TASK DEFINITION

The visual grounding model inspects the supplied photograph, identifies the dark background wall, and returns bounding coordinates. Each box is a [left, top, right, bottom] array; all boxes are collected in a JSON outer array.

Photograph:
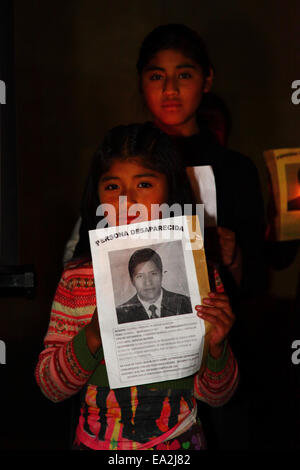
[[0, 0, 299, 450]]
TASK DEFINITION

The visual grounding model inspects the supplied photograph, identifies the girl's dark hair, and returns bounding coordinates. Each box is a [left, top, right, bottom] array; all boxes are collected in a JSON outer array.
[[74, 122, 195, 260], [136, 23, 213, 79]]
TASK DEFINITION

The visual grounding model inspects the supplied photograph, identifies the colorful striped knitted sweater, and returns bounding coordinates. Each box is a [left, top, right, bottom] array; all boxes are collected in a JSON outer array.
[[35, 261, 239, 449]]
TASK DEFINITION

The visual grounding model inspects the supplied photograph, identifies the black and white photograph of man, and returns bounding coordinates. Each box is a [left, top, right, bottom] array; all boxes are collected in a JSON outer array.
[[109, 242, 192, 324]]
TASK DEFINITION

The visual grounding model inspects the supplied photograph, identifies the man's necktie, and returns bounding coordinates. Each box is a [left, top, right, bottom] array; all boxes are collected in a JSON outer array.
[[149, 304, 158, 319]]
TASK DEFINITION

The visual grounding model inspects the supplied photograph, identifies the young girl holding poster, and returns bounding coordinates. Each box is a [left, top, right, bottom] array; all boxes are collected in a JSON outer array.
[[35, 123, 238, 450]]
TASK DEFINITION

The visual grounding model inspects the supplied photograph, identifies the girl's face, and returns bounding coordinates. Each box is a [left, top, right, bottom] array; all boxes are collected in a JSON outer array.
[[98, 158, 168, 226], [141, 49, 212, 137]]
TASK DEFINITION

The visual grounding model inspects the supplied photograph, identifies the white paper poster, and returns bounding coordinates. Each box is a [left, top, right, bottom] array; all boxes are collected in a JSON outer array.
[[89, 216, 207, 389], [264, 148, 300, 240]]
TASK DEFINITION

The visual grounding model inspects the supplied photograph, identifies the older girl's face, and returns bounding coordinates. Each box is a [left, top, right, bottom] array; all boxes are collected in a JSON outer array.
[[98, 158, 168, 226], [141, 49, 212, 137]]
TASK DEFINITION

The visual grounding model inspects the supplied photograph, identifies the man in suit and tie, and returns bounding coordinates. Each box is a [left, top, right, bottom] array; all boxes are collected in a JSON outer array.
[[116, 247, 192, 324]]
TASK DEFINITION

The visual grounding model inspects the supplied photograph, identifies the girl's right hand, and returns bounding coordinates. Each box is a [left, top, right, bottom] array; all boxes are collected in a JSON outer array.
[[85, 308, 102, 355], [195, 292, 235, 359]]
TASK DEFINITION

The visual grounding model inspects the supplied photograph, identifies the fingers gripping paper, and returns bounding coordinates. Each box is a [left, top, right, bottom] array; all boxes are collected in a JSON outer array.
[[89, 216, 211, 389]]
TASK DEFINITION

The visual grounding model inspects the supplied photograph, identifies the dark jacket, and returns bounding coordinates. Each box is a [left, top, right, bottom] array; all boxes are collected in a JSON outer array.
[[173, 128, 267, 299], [116, 288, 192, 324]]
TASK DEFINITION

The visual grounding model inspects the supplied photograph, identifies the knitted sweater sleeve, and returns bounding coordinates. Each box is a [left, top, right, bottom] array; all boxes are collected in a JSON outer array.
[[35, 264, 103, 403], [194, 342, 239, 407]]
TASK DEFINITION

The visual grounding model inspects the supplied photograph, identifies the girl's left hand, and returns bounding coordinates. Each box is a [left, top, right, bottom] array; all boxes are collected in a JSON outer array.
[[195, 292, 235, 359]]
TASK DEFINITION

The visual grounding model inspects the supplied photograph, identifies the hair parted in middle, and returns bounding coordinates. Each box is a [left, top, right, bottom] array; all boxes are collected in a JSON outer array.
[[74, 122, 195, 260], [136, 23, 214, 79]]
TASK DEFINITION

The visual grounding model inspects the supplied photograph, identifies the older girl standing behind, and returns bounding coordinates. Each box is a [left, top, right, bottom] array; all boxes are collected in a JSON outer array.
[[64, 25, 266, 303], [136, 24, 266, 301]]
